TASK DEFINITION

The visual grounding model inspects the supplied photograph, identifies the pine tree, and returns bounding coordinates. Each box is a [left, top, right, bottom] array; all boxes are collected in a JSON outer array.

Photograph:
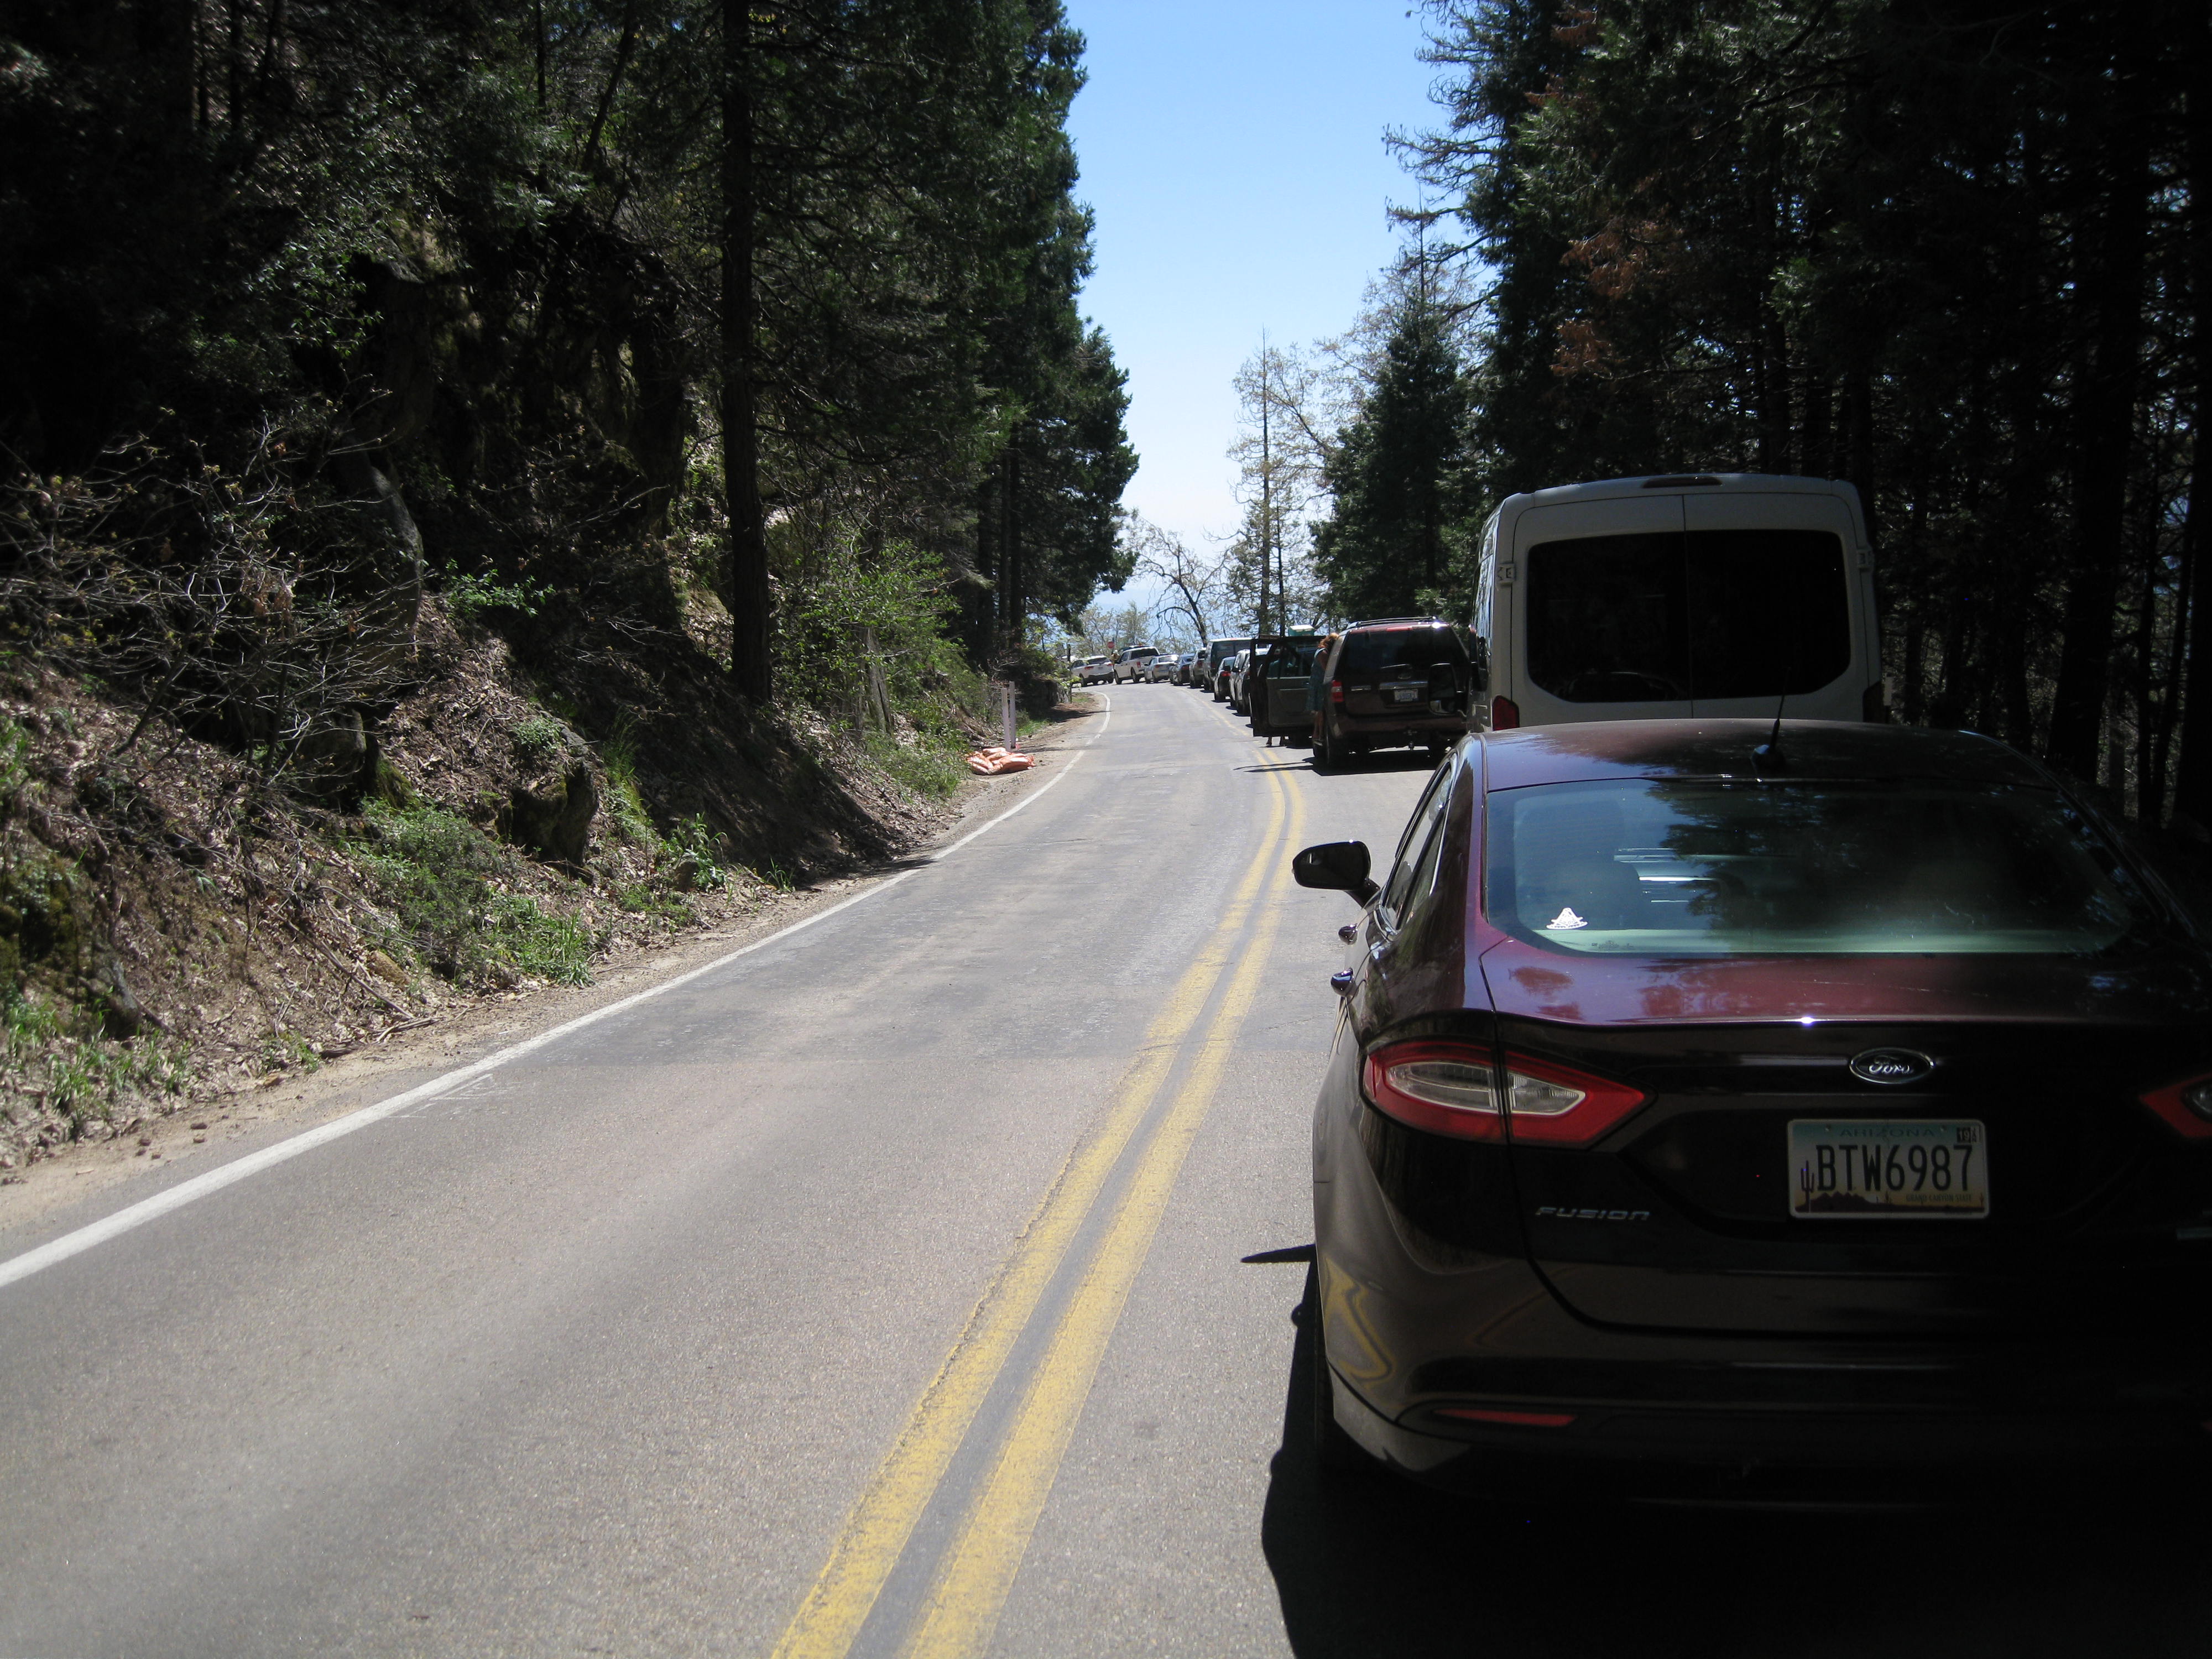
[[1311, 292, 1467, 621]]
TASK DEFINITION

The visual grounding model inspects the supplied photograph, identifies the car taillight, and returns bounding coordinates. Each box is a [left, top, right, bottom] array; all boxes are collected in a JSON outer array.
[[1491, 695, 1520, 730], [1499, 1051, 1650, 1145], [1364, 1040, 1504, 1140], [1331, 679, 1344, 705], [2140, 1073, 2212, 1141], [1362, 1041, 1648, 1146]]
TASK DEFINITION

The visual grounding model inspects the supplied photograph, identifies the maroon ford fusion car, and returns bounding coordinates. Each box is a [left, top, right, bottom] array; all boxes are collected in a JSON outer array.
[[1295, 719, 2212, 1505]]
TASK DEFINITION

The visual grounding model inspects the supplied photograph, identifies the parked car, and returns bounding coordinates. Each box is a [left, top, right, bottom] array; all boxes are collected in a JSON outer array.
[[1295, 718, 2212, 1505], [1114, 645, 1160, 684], [1172, 651, 1199, 686], [1312, 618, 1477, 768], [1205, 637, 1253, 701], [1473, 472, 1885, 732], [1222, 650, 1251, 707], [1075, 654, 1111, 686], [1225, 650, 1255, 713], [1146, 652, 1178, 683]]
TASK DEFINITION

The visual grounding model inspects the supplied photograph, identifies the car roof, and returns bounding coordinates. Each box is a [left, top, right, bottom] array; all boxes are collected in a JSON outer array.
[[1479, 720, 2051, 792], [1506, 472, 1851, 507]]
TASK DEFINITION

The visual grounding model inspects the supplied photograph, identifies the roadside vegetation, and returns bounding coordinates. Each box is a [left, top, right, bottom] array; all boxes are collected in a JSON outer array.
[[1144, 2, 2201, 843], [0, 3, 1121, 1170]]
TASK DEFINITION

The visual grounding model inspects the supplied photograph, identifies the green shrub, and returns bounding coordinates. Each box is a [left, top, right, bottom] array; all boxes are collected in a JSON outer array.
[[489, 895, 594, 985], [774, 529, 987, 736], [441, 564, 554, 625], [4, 988, 62, 1057], [352, 801, 594, 987], [666, 813, 730, 889], [508, 714, 571, 770], [597, 724, 655, 845], [868, 734, 966, 799], [259, 1030, 322, 1074], [6, 988, 190, 1134]]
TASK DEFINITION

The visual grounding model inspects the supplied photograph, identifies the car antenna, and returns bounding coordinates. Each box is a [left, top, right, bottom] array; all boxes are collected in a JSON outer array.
[[1753, 691, 1788, 773]]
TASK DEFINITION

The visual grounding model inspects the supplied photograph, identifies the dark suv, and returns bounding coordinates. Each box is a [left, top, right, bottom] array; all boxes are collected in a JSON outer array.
[[1313, 618, 1477, 768]]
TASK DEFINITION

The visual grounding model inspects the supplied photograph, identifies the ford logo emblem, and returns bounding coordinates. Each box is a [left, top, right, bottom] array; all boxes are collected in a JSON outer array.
[[1850, 1048, 1933, 1086]]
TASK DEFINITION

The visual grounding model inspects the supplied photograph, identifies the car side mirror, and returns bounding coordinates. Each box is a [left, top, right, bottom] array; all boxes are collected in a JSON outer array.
[[1293, 841, 1379, 906]]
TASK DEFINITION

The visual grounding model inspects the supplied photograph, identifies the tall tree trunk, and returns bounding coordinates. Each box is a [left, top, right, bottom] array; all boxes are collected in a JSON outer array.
[[2046, 60, 2153, 775], [972, 467, 999, 663], [722, 0, 771, 702], [1265, 374, 1283, 641], [583, 0, 643, 171], [137, 0, 194, 140], [2168, 4, 2212, 832], [1004, 444, 1024, 659]]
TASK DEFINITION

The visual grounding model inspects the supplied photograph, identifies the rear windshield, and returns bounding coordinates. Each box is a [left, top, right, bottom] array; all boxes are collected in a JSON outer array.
[[1336, 627, 1470, 679], [1524, 529, 1850, 703], [1484, 779, 2163, 956]]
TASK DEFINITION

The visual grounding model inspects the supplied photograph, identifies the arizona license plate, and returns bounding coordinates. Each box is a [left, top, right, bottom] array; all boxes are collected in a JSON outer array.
[[1788, 1119, 1987, 1218]]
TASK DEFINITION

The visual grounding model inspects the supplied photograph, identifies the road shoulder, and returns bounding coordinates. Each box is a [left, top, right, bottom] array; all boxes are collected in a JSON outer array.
[[0, 702, 1105, 1246]]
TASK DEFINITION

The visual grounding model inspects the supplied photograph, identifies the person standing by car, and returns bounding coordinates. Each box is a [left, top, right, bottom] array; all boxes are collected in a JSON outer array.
[[1306, 633, 1340, 749]]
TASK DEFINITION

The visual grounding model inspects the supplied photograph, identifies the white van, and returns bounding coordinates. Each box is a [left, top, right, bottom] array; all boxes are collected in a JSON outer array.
[[1474, 473, 1882, 729]]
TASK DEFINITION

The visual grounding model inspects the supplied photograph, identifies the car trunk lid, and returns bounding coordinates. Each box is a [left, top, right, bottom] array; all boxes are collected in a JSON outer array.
[[1477, 938, 2212, 1337]]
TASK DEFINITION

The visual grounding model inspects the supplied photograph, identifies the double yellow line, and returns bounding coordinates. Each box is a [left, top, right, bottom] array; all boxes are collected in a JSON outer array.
[[771, 768, 1304, 1659]]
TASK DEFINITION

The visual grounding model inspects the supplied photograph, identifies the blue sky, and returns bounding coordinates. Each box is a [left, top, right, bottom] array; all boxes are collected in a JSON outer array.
[[1062, 0, 1444, 567]]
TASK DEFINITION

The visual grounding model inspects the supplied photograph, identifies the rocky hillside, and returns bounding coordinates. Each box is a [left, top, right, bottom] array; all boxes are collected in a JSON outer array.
[[0, 538, 982, 1182]]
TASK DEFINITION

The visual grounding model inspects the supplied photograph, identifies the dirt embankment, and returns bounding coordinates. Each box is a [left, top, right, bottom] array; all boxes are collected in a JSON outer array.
[[0, 618, 1073, 1193]]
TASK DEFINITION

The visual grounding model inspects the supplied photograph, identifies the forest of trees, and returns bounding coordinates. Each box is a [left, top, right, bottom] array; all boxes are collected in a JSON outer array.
[[1282, 1, 2208, 832], [0, 0, 1134, 710]]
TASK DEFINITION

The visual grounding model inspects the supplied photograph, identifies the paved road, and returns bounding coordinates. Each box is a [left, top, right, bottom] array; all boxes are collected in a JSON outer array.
[[5, 686, 2210, 1658]]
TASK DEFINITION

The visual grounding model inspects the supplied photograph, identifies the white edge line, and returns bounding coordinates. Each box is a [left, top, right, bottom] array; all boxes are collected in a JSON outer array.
[[0, 695, 1114, 1294]]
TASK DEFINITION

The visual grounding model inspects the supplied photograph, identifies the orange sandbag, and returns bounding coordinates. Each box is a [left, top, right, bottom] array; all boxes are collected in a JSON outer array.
[[965, 747, 1036, 775]]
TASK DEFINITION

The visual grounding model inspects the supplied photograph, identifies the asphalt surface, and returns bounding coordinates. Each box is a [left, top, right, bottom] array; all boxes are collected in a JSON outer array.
[[5, 685, 2211, 1658]]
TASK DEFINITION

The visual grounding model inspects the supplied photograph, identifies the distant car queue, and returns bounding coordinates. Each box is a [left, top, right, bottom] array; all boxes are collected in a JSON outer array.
[[1067, 470, 1891, 768], [1071, 620, 1482, 770]]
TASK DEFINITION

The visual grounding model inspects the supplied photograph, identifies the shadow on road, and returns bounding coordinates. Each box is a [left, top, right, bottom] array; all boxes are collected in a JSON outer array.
[[1235, 752, 1439, 776], [1260, 1267, 2212, 1658]]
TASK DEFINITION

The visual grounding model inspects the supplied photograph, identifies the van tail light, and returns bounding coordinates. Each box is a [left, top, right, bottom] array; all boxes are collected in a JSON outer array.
[[1331, 679, 1344, 705], [1490, 695, 1520, 731], [2140, 1073, 2212, 1141], [1362, 1040, 1648, 1146]]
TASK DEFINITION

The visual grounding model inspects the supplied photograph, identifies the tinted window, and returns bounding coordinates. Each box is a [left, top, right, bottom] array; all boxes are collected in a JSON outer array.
[[1524, 533, 1689, 703], [1484, 779, 2163, 956], [1687, 530, 1851, 698], [1335, 627, 1469, 679], [1380, 765, 1454, 930], [1525, 529, 1850, 702]]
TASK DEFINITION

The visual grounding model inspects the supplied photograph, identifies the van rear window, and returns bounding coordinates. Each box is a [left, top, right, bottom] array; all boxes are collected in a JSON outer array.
[[1525, 530, 1850, 703]]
